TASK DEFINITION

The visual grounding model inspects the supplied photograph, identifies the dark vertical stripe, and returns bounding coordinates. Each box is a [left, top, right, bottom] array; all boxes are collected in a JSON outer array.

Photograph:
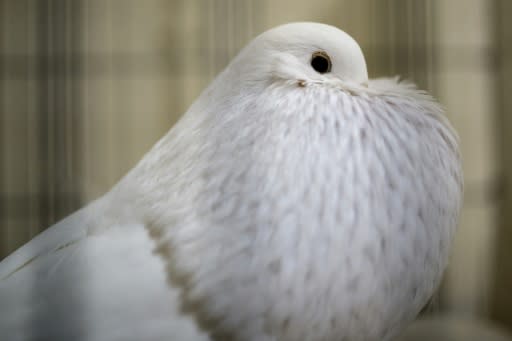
[[36, 0, 82, 231], [71, 0, 83, 210], [491, 0, 512, 328], [0, 0, 6, 257], [36, 0, 51, 228]]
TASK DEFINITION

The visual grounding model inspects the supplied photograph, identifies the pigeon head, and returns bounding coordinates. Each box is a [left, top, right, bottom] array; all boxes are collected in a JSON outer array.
[[228, 22, 368, 88]]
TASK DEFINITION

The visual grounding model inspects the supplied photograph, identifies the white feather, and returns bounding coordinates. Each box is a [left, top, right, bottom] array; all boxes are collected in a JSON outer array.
[[0, 197, 209, 341]]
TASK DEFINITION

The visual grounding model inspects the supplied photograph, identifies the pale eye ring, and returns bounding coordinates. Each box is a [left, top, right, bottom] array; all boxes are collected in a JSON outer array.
[[311, 51, 332, 74]]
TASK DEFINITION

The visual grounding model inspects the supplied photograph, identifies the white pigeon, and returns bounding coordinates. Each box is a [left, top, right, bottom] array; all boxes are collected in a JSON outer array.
[[0, 22, 462, 341]]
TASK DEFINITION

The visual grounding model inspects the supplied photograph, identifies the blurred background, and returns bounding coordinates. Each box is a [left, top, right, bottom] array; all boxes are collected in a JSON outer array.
[[0, 0, 511, 340]]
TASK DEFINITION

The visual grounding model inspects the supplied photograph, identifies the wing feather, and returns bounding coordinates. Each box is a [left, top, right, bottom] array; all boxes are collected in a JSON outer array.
[[0, 197, 209, 341]]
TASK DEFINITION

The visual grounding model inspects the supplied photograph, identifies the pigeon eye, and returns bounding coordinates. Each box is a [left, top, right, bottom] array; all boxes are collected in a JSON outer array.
[[311, 51, 332, 74]]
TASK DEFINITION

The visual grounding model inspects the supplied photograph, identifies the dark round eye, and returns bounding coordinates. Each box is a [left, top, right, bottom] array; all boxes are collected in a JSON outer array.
[[311, 51, 332, 74]]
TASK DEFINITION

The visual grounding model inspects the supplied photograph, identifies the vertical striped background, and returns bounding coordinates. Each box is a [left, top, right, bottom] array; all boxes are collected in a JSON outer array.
[[1, 0, 511, 333]]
